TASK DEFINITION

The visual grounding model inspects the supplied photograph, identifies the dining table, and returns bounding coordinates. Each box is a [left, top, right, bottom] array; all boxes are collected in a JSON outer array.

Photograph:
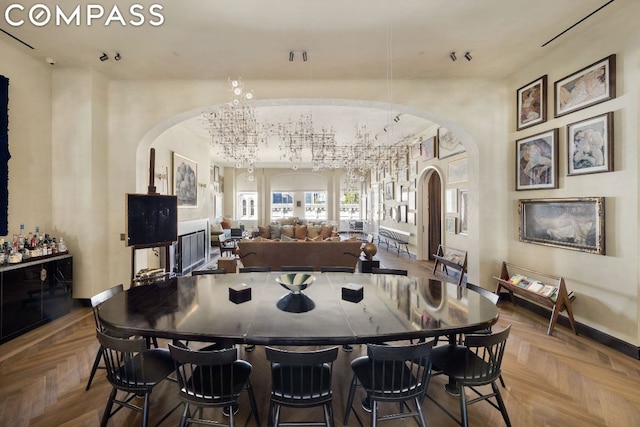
[[98, 271, 499, 346]]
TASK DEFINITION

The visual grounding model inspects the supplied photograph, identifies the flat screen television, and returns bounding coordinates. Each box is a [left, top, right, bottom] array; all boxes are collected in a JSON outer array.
[[126, 193, 178, 248]]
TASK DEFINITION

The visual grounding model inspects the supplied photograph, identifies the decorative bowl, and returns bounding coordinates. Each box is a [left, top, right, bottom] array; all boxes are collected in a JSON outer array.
[[276, 273, 316, 294]]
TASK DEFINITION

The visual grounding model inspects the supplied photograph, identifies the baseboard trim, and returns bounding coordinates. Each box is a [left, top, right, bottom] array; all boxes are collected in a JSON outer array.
[[504, 294, 639, 360]]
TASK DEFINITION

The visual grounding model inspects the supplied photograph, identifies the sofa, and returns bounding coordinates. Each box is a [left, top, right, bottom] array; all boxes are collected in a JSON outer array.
[[236, 240, 363, 271]]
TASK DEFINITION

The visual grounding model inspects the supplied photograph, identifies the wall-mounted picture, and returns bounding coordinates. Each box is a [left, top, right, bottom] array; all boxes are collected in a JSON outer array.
[[445, 217, 457, 234], [213, 165, 220, 182], [445, 188, 458, 213], [516, 129, 558, 191], [408, 190, 416, 210], [554, 54, 616, 118], [459, 189, 468, 235], [519, 197, 605, 255], [173, 152, 197, 207], [385, 181, 394, 200], [401, 185, 409, 202], [517, 75, 547, 130], [448, 157, 468, 184], [399, 205, 407, 223], [438, 128, 465, 159], [421, 136, 437, 161], [407, 211, 416, 225], [567, 112, 614, 176], [410, 142, 421, 159]]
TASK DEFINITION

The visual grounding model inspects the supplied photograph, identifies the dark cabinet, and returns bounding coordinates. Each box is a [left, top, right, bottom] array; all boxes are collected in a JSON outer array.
[[0, 254, 72, 343]]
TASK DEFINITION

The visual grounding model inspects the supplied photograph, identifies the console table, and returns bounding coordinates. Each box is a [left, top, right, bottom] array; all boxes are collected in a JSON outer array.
[[0, 254, 73, 343]]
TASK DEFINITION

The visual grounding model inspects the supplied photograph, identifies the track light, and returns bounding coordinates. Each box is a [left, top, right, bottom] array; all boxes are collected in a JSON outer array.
[[114, 52, 121, 61], [464, 52, 472, 61], [99, 53, 108, 62], [289, 51, 294, 61], [393, 114, 400, 123], [449, 52, 457, 61], [302, 51, 308, 62]]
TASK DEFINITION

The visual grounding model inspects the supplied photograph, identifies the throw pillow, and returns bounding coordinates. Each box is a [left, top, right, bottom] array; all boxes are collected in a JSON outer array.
[[310, 235, 322, 241], [281, 235, 297, 241], [307, 225, 321, 238], [258, 225, 270, 239], [281, 225, 295, 238], [220, 221, 230, 229], [211, 223, 222, 233], [294, 224, 308, 239], [269, 224, 282, 239], [320, 225, 334, 239]]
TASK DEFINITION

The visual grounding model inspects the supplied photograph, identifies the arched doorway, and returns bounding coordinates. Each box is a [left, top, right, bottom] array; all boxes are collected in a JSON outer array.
[[419, 168, 442, 261]]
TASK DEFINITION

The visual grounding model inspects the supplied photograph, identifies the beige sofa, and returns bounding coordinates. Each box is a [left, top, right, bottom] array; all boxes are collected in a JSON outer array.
[[236, 240, 363, 271]]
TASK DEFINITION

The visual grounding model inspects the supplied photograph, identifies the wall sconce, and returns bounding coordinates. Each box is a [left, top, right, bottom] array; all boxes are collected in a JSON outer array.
[[449, 52, 457, 61], [198, 183, 208, 189], [464, 52, 472, 61], [289, 51, 294, 61], [99, 53, 109, 62], [393, 114, 401, 123], [114, 52, 121, 61]]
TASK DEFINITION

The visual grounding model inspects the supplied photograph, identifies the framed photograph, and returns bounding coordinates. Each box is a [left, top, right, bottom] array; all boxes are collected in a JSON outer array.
[[399, 205, 407, 223], [445, 217, 457, 234], [519, 197, 605, 255], [385, 181, 394, 200], [401, 185, 409, 202], [516, 129, 558, 191], [421, 136, 437, 161], [438, 128, 465, 159], [407, 211, 416, 225], [517, 75, 547, 130], [448, 157, 468, 184], [459, 189, 468, 235], [173, 152, 197, 207], [213, 165, 220, 182], [408, 190, 416, 210], [554, 54, 616, 118], [410, 142, 421, 159], [445, 188, 458, 213], [567, 112, 614, 176]]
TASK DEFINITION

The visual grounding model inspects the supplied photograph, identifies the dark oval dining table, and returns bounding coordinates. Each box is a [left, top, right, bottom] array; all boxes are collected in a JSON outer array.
[[98, 272, 499, 346]]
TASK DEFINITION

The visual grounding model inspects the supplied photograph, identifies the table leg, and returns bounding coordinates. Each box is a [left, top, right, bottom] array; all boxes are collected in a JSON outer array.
[[444, 334, 461, 395]]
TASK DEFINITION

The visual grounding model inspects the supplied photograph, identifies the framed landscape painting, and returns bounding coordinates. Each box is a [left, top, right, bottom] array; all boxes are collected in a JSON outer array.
[[173, 152, 197, 207], [517, 75, 547, 130], [516, 129, 558, 191], [554, 54, 616, 117], [437, 128, 465, 159], [519, 197, 605, 255], [567, 112, 614, 176]]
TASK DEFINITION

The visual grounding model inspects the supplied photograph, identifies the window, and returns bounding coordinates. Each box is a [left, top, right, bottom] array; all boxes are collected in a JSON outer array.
[[304, 191, 327, 220], [238, 192, 257, 220], [340, 191, 360, 220], [271, 192, 294, 219]]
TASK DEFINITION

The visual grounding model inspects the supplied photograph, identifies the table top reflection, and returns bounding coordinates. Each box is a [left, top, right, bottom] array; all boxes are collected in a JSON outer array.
[[98, 272, 499, 346]]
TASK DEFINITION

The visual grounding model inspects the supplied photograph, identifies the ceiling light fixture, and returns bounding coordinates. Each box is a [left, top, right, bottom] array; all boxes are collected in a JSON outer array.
[[289, 51, 294, 61], [99, 53, 108, 62], [449, 52, 457, 61], [114, 52, 121, 61], [464, 52, 472, 61], [393, 114, 400, 123], [302, 51, 308, 62]]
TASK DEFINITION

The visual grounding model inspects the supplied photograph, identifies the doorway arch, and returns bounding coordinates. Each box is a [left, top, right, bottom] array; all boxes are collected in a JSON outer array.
[[415, 166, 444, 261]]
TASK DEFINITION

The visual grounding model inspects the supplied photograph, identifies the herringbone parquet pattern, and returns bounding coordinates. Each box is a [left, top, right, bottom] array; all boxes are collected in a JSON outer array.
[[1, 248, 639, 426]]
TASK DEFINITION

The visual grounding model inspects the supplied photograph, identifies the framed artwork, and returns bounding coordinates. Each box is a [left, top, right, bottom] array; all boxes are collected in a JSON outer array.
[[421, 136, 437, 161], [401, 185, 409, 202], [447, 157, 468, 184], [459, 189, 468, 235], [519, 197, 605, 255], [567, 112, 614, 176], [438, 128, 465, 159], [445, 188, 458, 213], [399, 205, 407, 223], [445, 217, 457, 234], [397, 167, 408, 183], [409, 160, 418, 177], [213, 165, 220, 182], [516, 129, 558, 191], [407, 211, 416, 225], [384, 181, 394, 200], [410, 142, 421, 159], [554, 54, 616, 118], [517, 75, 547, 130], [173, 152, 197, 207], [408, 190, 416, 210]]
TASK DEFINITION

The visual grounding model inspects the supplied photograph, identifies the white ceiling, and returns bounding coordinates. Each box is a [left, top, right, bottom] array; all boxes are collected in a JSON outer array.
[[1, 0, 614, 167]]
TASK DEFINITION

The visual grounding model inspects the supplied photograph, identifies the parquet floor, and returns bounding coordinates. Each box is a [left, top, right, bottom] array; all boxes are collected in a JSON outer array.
[[1, 247, 639, 427]]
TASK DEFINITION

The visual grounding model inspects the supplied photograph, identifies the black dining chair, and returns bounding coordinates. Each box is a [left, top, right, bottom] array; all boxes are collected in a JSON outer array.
[[320, 266, 355, 273], [281, 265, 314, 271], [219, 234, 237, 258], [265, 346, 339, 427], [239, 266, 272, 273], [86, 284, 126, 391], [97, 330, 176, 427], [371, 267, 408, 276], [169, 343, 260, 427], [343, 340, 434, 427], [192, 268, 227, 275], [426, 325, 512, 427]]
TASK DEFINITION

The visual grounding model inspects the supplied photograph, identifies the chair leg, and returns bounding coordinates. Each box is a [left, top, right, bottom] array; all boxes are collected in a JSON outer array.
[[372, 401, 378, 427], [499, 374, 507, 388], [414, 397, 427, 427], [141, 393, 150, 427], [246, 380, 261, 426], [100, 387, 117, 427], [343, 376, 357, 427], [492, 382, 512, 427], [86, 346, 103, 390], [459, 385, 469, 427], [179, 404, 190, 427]]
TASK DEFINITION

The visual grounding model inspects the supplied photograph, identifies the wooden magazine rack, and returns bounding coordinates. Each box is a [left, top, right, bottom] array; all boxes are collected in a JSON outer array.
[[432, 244, 467, 286], [494, 261, 577, 336]]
